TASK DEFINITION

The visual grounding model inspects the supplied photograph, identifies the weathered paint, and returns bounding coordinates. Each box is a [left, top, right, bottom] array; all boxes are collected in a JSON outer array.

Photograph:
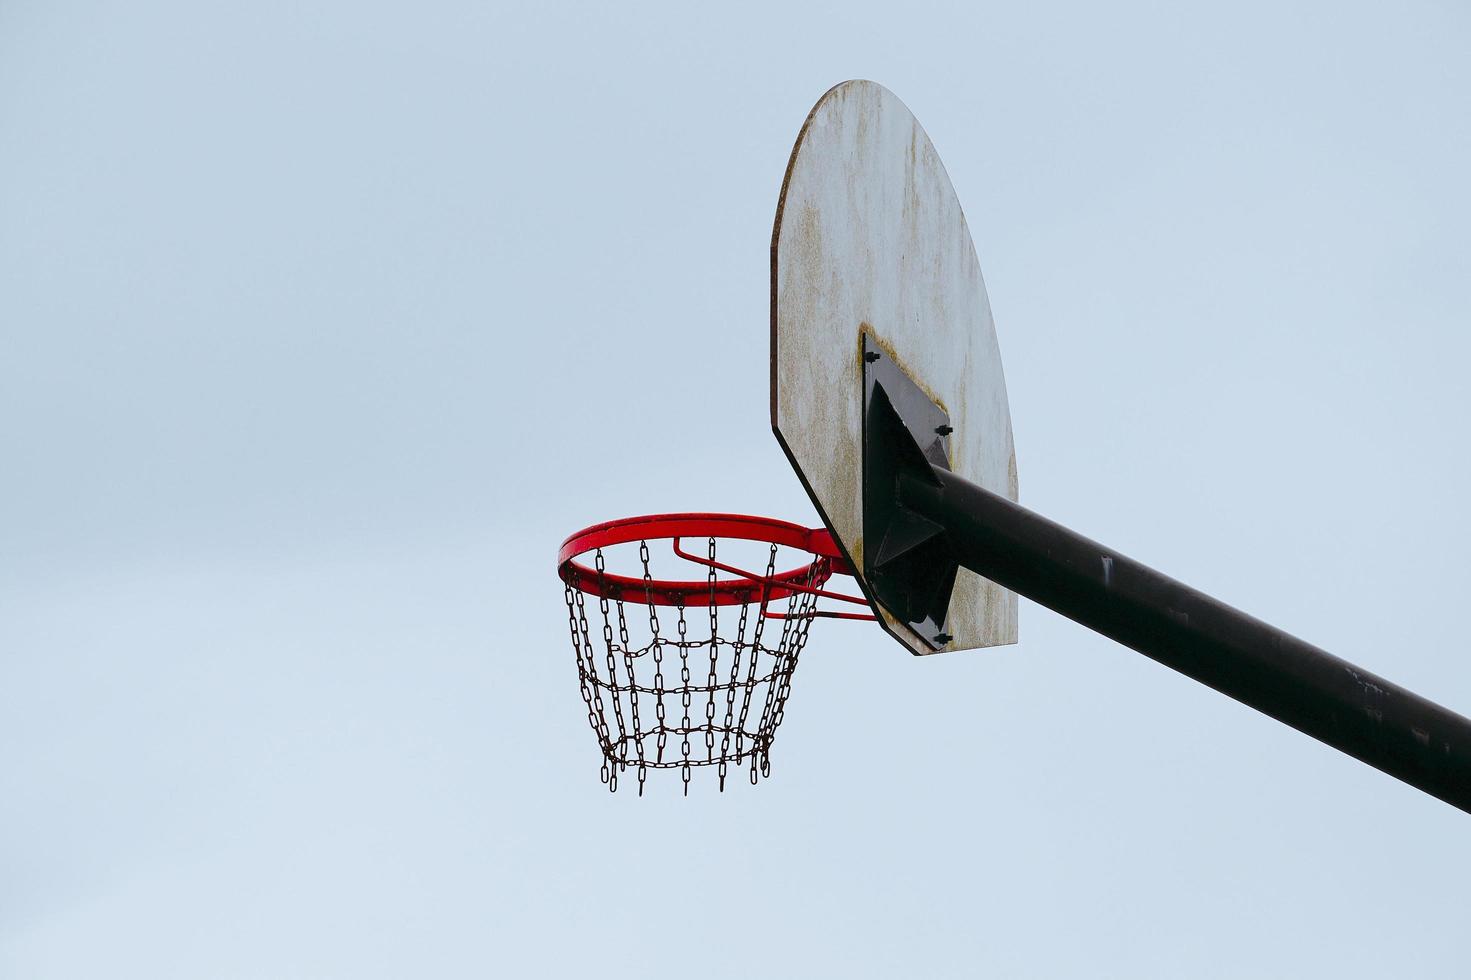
[[771, 80, 1018, 656]]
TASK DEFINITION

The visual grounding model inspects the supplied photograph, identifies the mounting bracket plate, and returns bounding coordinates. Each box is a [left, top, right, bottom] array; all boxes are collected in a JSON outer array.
[[862, 333, 962, 650]]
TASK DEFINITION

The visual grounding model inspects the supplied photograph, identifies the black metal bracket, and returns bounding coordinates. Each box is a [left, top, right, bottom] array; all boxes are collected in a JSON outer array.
[[862, 334, 961, 649]]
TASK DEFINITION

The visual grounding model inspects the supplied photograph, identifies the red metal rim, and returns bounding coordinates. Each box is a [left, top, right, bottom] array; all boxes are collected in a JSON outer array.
[[557, 512, 855, 608]]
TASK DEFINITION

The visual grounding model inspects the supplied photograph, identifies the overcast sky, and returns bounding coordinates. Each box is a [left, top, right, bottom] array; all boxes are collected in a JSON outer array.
[[4, 1, 1470, 977]]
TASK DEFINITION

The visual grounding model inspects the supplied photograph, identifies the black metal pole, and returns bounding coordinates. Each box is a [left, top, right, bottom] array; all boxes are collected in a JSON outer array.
[[899, 466, 1471, 813]]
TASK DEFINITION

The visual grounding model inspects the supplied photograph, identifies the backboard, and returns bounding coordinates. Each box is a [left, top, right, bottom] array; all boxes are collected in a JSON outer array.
[[771, 79, 1018, 656]]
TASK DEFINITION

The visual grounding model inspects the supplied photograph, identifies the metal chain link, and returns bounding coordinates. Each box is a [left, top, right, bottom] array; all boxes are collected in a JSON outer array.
[[594, 549, 628, 791], [642, 541, 668, 772], [676, 601, 692, 796], [735, 543, 779, 783], [704, 537, 720, 767], [566, 579, 605, 761], [614, 587, 645, 794]]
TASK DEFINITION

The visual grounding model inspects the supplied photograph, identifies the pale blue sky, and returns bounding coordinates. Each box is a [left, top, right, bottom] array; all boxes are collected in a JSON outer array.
[[3, 1, 1470, 977]]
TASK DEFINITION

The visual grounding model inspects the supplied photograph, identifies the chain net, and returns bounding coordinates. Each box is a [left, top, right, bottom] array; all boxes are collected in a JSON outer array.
[[562, 536, 825, 794]]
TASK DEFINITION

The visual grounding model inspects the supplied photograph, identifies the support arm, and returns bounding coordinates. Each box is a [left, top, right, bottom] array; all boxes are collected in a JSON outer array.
[[898, 465, 1471, 813]]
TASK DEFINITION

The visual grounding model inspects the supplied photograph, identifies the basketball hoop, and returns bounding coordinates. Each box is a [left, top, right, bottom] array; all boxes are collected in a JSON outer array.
[[545, 79, 1471, 815], [558, 513, 872, 794]]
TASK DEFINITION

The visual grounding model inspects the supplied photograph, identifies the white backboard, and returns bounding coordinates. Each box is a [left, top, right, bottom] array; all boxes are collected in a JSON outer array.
[[771, 80, 1019, 655]]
